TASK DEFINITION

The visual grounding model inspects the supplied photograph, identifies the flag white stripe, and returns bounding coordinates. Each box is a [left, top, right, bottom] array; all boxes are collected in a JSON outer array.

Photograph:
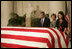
[[1, 30, 52, 44], [1, 27, 60, 47], [66, 15, 69, 20], [1, 38, 48, 48], [68, 41, 71, 48], [1, 26, 48, 30], [1, 27, 68, 48], [52, 28, 67, 48], [46, 28, 59, 48], [1, 26, 55, 30]]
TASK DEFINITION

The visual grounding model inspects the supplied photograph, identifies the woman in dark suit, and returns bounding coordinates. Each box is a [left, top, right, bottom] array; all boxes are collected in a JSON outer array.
[[56, 11, 68, 32]]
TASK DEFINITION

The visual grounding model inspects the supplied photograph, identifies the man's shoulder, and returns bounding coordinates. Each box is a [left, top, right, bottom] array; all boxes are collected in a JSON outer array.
[[45, 17, 50, 20]]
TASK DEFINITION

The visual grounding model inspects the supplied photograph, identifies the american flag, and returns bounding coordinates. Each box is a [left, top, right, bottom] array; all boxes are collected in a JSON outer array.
[[65, 1, 70, 34], [1, 26, 70, 48], [65, 1, 71, 48]]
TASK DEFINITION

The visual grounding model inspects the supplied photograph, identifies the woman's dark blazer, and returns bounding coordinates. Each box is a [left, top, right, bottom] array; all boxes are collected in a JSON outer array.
[[55, 19, 68, 32]]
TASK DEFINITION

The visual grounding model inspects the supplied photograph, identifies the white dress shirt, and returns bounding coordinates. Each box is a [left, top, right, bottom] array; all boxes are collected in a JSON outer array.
[[41, 18, 45, 26]]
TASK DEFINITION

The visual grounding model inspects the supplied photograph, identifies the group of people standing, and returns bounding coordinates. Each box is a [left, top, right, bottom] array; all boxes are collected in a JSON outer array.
[[38, 11, 68, 32], [7, 11, 68, 33]]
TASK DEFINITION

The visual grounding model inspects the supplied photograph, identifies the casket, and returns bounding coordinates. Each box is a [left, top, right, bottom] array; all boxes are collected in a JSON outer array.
[[1, 26, 70, 48]]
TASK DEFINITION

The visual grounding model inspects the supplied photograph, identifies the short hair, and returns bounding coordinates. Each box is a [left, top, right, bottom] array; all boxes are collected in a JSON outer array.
[[40, 11, 45, 15], [46, 14, 49, 17], [51, 13, 56, 18]]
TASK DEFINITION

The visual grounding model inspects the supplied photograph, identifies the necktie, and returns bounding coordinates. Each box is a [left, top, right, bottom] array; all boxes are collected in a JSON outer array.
[[41, 19, 43, 27]]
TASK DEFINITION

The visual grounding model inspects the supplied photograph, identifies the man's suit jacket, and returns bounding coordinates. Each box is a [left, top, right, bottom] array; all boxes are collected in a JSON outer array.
[[38, 17, 50, 27]]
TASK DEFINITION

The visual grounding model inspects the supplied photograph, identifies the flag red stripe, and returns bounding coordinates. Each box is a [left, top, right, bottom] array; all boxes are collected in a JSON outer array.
[[1, 34, 49, 43], [1, 28, 53, 48], [1, 34, 52, 48], [65, 3, 70, 48], [1, 28, 53, 33], [1, 43, 38, 48], [1, 28, 57, 48], [45, 29, 55, 48], [48, 28, 62, 48], [65, 16, 69, 48], [58, 30, 67, 47], [65, 16, 69, 24], [66, 35, 69, 48]]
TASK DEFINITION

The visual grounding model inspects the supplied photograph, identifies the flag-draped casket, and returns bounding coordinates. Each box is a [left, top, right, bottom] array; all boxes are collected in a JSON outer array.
[[1, 26, 69, 48]]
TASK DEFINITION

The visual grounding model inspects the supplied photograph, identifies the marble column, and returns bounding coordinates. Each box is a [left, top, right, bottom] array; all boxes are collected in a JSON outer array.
[[25, 3, 34, 27], [1, 1, 14, 26], [13, 1, 17, 13], [16, 1, 23, 16]]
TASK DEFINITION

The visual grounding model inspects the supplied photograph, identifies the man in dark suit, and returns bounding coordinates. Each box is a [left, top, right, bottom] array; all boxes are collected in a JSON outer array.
[[38, 12, 50, 27]]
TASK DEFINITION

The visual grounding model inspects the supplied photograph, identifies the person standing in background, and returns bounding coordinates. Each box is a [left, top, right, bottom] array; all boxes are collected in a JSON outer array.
[[50, 13, 56, 28], [38, 12, 50, 27], [55, 11, 68, 32]]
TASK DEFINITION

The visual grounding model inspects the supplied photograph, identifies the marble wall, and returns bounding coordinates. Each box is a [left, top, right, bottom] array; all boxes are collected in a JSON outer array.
[[1, 1, 14, 26], [1, 1, 71, 26]]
